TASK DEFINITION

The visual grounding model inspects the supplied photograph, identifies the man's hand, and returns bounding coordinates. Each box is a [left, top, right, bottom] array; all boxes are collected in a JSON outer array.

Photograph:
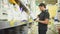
[[35, 18, 39, 22]]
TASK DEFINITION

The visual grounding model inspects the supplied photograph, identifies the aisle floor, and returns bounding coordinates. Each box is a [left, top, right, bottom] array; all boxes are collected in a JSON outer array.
[[30, 23, 58, 34]]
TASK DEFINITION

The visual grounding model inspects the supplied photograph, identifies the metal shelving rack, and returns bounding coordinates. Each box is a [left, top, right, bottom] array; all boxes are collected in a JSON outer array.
[[0, 0, 31, 29], [0, 0, 36, 34]]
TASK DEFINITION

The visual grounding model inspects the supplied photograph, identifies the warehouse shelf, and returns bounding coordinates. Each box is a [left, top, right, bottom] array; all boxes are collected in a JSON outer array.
[[0, 21, 33, 29], [0, 0, 33, 30], [0, 0, 35, 34]]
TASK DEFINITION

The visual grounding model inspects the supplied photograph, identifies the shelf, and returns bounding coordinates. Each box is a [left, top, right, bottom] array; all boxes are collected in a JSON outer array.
[[0, 0, 32, 29], [0, 21, 32, 29]]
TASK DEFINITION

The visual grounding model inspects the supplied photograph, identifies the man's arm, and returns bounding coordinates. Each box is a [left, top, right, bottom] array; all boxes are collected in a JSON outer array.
[[36, 19, 49, 24], [36, 12, 50, 24]]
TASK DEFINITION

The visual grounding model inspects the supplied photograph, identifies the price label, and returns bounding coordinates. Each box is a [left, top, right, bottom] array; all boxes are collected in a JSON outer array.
[[10, 20, 15, 26]]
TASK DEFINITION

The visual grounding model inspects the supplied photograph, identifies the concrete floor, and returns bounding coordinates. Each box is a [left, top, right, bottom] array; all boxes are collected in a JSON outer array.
[[28, 22, 59, 34]]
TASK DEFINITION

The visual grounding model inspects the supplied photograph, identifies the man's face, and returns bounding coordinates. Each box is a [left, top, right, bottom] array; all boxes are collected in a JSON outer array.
[[39, 6, 45, 11]]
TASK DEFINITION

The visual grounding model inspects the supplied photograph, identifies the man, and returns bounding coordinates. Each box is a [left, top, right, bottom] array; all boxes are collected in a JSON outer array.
[[34, 3, 50, 34]]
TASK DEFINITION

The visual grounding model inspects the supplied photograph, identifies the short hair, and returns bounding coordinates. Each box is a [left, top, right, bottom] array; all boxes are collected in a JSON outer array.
[[39, 3, 46, 8]]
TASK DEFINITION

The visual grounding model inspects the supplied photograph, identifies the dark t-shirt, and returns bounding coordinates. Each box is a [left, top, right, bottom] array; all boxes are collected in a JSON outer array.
[[38, 10, 50, 31]]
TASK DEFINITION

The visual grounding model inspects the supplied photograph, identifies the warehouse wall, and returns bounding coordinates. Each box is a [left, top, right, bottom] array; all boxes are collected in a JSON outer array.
[[47, 5, 58, 18], [38, 0, 57, 4]]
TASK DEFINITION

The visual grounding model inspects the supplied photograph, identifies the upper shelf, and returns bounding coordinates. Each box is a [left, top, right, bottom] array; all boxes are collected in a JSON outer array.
[[20, 0, 30, 11], [15, 0, 30, 13]]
